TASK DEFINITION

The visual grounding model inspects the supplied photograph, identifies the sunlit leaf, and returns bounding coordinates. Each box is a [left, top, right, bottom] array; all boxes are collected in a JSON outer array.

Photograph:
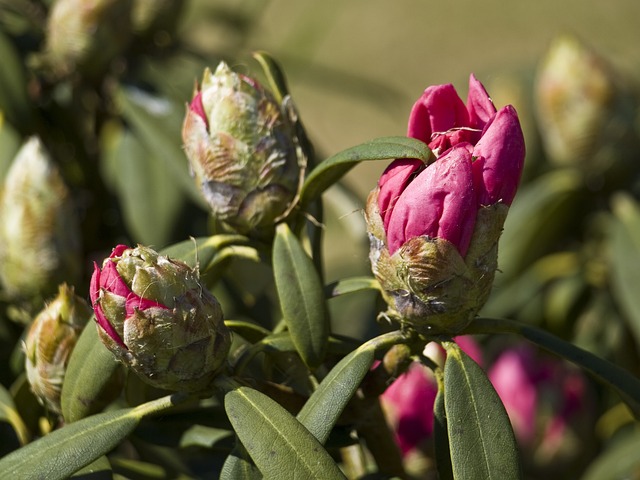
[[443, 342, 521, 480], [225, 386, 345, 479], [273, 223, 329, 368]]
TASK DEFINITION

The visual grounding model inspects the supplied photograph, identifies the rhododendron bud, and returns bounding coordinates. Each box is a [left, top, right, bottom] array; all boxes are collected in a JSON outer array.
[[0, 137, 81, 306], [366, 75, 525, 333], [182, 62, 302, 236], [90, 245, 231, 392], [24, 284, 92, 414], [44, 0, 132, 77]]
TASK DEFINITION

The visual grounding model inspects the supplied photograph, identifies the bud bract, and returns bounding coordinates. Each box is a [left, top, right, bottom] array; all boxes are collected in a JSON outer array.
[[182, 62, 301, 236], [24, 284, 92, 414], [0, 137, 81, 305], [366, 75, 525, 332], [44, 0, 132, 76], [90, 245, 231, 392]]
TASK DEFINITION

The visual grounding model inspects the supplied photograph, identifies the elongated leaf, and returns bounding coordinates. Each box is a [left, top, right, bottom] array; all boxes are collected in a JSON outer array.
[[468, 317, 640, 419], [225, 319, 271, 343], [115, 85, 206, 207], [101, 122, 183, 246], [71, 456, 112, 479], [220, 444, 262, 480], [443, 343, 521, 480], [224, 386, 345, 479], [273, 223, 329, 367], [61, 321, 122, 423], [433, 382, 453, 480], [297, 343, 375, 444], [300, 136, 433, 207], [0, 394, 181, 480], [325, 276, 380, 299], [160, 234, 249, 270], [253, 51, 290, 104], [0, 384, 29, 445], [581, 429, 640, 480], [610, 193, 640, 345]]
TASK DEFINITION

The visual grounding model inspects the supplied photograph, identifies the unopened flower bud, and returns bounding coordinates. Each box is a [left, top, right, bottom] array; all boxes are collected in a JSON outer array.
[[0, 137, 81, 304], [24, 284, 92, 414], [44, 0, 131, 77], [182, 62, 302, 236], [366, 75, 525, 333], [535, 35, 638, 173], [90, 245, 231, 392]]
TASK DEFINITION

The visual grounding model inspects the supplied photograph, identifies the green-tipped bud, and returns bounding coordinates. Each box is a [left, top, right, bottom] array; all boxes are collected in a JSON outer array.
[[24, 284, 92, 414], [535, 35, 638, 173], [90, 245, 232, 392], [44, 0, 132, 77], [0, 137, 81, 304], [182, 62, 302, 236]]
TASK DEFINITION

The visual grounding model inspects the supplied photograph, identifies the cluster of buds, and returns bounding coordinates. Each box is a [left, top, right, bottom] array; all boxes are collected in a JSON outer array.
[[24, 284, 92, 414], [0, 137, 81, 307], [182, 62, 302, 237], [366, 75, 525, 332], [90, 245, 231, 392]]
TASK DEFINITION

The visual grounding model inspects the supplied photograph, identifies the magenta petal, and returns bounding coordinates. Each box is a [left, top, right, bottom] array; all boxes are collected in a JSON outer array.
[[100, 260, 132, 298], [407, 84, 469, 143], [94, 301, 126, 348], [472, 105, 526, 206], [387, 144, 477, 256], [188, 91, 208, 130], [89, 262, 101, 305], [125, 292, 168, 317], [111, 244, 130, 258], [466, 74, 496, 131], [377, 159, 425, 230]]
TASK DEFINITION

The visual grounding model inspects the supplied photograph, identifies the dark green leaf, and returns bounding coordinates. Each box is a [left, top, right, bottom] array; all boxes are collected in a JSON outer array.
[[252, 51, 290, 104], [220, 444, 263, 480], [443, 342, 521, 480], [433, 381, 453, 480], [101, 122, 183, 246], [324, 276, 379, 299], [225, 319, 271, 343], [273, 223, 329, 368], [71, 456, 112, 479], [469, 317, 640, 420], [61, 321, 122, 423], [224, 386, 345, 479], [115, 85, 206, 208], [0, 31, 32, 127], [299, 136, 433, 207], [610, 193, 640, 345], [0, 394, 181, 480], [297, 342, 375, 444]]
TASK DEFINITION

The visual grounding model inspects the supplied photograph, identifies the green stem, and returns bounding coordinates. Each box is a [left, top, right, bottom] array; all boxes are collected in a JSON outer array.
[[468, 317, 640, 420]]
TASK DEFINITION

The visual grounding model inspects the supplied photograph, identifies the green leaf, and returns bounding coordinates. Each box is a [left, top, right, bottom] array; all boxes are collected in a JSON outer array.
[[224, 386, 345, 479], [160, 234, 250, 269], [299, 136, 433, 207], [273, 223, 329, 368], [101, 121, 183, 247], [296, 342, 375, 444], [252, 51, 290, 105], [225, 319, 271, 343], [0, 383, 29, 446], [325, 276, 380, 299], [115, 85, 206, 208], [468, 317, 640, 420], [581, 429, 640, 480], [71, 456, 112, 479], [0, 31, 32, 128], [61, 321, 122, 423], [609, 193, 640, 345], [443, 342, 522, 480], [0, 394, 182, 480], [433, 381, 453, 480], [220, 444, 262, 480]]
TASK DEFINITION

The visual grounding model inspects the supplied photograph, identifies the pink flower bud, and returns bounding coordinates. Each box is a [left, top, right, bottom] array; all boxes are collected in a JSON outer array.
[[90, 244, 231, 392]]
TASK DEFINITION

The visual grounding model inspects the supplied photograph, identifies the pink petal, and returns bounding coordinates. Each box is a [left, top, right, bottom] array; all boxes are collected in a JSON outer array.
[[472, 105, 525, 206], [90, 263, 126, 348], [89, 262, 101, 306], [100, 260, 132, 298], [125, 292, 168, 317], [188, 91, 208, 130], [377, 159, 425, 231], [407, 84, 470, 144], [111, 244, 130, 258], [466, 74, 496, 132], [387, 144, 477, 256]]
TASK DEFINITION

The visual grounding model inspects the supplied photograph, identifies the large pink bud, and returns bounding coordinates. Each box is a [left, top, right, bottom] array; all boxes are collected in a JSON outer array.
[[365, 75, 525, 332]]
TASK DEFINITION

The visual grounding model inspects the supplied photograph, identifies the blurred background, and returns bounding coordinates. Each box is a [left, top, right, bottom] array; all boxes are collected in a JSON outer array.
[[2, 1, 640, 478]]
